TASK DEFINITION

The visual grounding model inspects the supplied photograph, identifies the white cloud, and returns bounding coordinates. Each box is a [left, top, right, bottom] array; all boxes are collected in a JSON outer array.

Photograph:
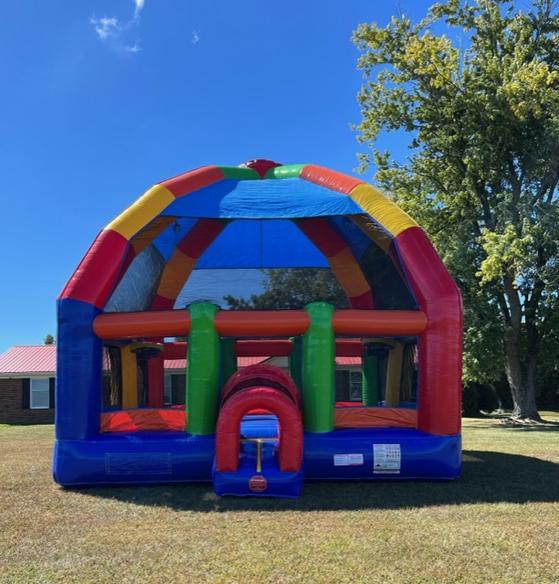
[[91, 16, 121, 40], [133, 0, 145, 20], [124, 42, 141, 54], [192, 30, 200, 44], [91, 0, 145, 54]]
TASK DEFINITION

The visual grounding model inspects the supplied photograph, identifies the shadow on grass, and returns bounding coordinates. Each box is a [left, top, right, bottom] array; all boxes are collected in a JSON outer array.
[[499, 423, 559, 432], [77, 449, 559, 512], [467, 420, 559, 432]]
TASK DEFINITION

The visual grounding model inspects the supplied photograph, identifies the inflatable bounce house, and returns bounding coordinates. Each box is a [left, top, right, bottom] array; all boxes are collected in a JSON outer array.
[[54, 159, 462, 497]]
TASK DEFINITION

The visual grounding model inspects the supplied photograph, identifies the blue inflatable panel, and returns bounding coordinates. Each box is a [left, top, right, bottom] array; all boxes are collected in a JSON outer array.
[[56, 299, 102, 440], [213, 442, 303, 498], [53, 433, 215, 487], [303, 429, 461, 480], [239, 414, 278, 439], [53, 428, 460, 487], [161, 178, 363, 220]]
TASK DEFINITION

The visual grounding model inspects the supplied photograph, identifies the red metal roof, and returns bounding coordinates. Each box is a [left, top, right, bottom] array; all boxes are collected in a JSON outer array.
[[237, 356, 270, 367], [0, 346, 359, 375], [0, 346, 56, 374], [161, 358, 185, 370], [336, 357, 361, 366], [0, 346, 272, 375]]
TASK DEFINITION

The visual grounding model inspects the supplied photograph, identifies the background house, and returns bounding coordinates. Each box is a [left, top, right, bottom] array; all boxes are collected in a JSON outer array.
[[0, 346, 56, 424], [0, 345, 361, 424]]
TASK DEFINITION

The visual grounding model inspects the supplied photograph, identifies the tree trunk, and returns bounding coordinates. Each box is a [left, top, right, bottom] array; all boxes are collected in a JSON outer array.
[[500, 274, 542, 422], [503, 331, 542, 422]]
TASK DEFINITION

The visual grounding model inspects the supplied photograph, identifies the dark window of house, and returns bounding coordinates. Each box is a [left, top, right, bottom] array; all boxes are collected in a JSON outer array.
[[172, 375, 185, 405], [30, 378, 50, 409], [22, 378, 55, 409], [164, 374, 185, 406], [49, 378, 55, 408], [349, 371, 362, 401], [335, 370, 350, 401], [335, 369, 363, 403]]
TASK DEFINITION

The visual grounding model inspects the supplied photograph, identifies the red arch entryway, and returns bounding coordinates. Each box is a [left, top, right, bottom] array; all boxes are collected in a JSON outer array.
[[214, 366, 303, 473]]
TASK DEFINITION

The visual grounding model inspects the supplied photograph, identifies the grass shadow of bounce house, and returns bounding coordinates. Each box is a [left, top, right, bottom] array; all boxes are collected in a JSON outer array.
[[53, 159, 463, 498]]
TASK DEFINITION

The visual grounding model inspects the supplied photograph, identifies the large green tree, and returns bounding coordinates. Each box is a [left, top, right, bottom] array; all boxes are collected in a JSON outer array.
[[224, 269, 348, 310], [353, 0, 559, 420]]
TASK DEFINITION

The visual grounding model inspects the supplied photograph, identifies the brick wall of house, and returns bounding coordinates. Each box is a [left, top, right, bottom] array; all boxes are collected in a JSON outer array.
[[0, 378, 54, 424]]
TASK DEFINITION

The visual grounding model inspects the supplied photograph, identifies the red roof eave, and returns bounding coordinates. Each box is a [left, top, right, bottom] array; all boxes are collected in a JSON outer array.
[[0, 346, 361, 376]]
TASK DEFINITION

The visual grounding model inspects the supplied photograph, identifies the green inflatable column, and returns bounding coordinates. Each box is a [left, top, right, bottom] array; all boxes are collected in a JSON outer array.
[[362, 344, 381, 406], [221, 337, 237, 387], [302, 302, 335, 433], [186, 302, 220, 435], [289, 336, 303, 392]]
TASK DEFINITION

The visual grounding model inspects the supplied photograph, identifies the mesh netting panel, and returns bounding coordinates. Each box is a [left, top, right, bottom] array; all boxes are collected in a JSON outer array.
[[175, 268, 349, 310], [359, 244, 418, 310], [105, 245, 165, 312]]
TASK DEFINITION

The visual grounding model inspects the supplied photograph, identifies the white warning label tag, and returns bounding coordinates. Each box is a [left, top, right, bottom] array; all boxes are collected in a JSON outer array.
[[373, 444, 401, 474], [334, 453, 364, 467]]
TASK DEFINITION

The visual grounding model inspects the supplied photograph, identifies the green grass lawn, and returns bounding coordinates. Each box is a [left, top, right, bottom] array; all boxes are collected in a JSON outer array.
[[1, 415, 558, 584]]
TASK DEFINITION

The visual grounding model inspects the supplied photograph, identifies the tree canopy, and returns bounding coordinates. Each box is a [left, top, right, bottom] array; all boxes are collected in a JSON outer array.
[[353, 0, 559, 420], [224, 269, 348, 310]]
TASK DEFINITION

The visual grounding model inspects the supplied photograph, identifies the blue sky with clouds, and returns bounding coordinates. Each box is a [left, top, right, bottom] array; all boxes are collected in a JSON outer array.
[[0, 0, 435, 353]]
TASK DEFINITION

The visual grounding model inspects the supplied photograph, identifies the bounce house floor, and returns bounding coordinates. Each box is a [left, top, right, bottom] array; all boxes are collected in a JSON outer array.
[[99, 406, 418, 433]]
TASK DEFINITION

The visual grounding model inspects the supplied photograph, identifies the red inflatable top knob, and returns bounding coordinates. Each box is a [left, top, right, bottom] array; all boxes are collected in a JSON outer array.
[[242, 159, 282, 178]]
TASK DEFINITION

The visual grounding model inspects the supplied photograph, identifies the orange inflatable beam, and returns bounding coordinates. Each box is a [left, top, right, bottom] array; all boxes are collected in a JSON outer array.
[[332, 310, 426, 336], [94, 309, 426, 340], [94, 310, 308, 339], [93, 310, 191, 340], [214, 311, 309, 336]]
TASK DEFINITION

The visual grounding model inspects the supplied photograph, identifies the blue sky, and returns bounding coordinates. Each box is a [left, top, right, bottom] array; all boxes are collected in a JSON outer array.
[[0, 0, 434, 353]]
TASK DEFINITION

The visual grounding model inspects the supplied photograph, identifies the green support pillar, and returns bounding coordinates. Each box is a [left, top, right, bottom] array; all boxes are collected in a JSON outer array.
[[302, 302, 335, 433], [362, 343, 382, 406], [289, 336, 303, 392], [186, 302, 220, 435], [221, 337, 237, 387]]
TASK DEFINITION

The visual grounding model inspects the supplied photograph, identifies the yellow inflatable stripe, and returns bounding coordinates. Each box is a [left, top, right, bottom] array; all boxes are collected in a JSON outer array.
[[156, 250, 196, 299], [349, 184, 417, 237], [121, 345, 138, 409], [105, 184, 175, 241], [328, 248, 371, 298]]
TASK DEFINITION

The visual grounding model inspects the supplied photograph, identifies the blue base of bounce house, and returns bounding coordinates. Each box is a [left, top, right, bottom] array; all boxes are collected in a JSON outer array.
[[213, 441, 304, 498], [53, 423, 461, 489]]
